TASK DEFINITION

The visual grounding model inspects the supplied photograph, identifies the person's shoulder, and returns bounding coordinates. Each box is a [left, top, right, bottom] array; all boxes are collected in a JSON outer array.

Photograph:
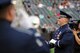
[[10, 27, 34, 39], [62, 25, 72, 34]]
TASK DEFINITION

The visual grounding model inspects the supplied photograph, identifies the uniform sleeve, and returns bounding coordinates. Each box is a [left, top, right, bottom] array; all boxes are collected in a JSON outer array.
[[54, 32, 74, 48], [25, 35, 50, 53]]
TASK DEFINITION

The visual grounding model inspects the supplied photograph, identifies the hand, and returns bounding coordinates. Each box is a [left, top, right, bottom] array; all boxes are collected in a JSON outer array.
[[72, 30, 77, 35], [72, 30, 77, 36], [49, 39, 57, 44]]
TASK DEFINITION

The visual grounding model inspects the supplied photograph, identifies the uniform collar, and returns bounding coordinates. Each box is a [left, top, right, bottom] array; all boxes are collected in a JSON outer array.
[[60, 24, 69, 29], [0, 19, 11, 27]]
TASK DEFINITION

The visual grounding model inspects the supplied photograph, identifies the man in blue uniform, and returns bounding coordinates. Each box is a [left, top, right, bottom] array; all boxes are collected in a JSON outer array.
[[49, 11, 74, 53], [0, 0, 50, 53]]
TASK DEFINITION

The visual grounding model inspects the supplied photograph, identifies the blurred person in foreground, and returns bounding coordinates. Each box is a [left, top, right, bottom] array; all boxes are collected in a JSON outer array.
[[72, 20, 80, 53], [0, 0, 50, 53], [49, 11, 74, 53]]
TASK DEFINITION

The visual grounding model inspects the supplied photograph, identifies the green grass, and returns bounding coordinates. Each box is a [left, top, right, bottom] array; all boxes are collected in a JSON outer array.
[[50, 48, 54, 53]]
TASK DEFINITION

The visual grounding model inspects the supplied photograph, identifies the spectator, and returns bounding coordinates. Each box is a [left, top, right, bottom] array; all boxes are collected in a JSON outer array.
[[58, 2, 67, 9], [72, 20, 80, 53]]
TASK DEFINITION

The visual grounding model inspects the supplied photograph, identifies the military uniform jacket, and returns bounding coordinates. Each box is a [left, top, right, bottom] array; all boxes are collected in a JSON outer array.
[[52, 24, 74, 53], [0, 20, 50, 53]]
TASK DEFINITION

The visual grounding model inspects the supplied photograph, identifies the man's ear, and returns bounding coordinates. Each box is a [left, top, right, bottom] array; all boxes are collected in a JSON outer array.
[[6, 5, 14, 21], [7, 6, 13, 17]]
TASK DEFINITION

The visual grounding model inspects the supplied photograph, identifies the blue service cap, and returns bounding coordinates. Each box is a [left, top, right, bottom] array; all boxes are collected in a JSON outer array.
[[59, 11, 72, 19], [0, 0, 16, 9]]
